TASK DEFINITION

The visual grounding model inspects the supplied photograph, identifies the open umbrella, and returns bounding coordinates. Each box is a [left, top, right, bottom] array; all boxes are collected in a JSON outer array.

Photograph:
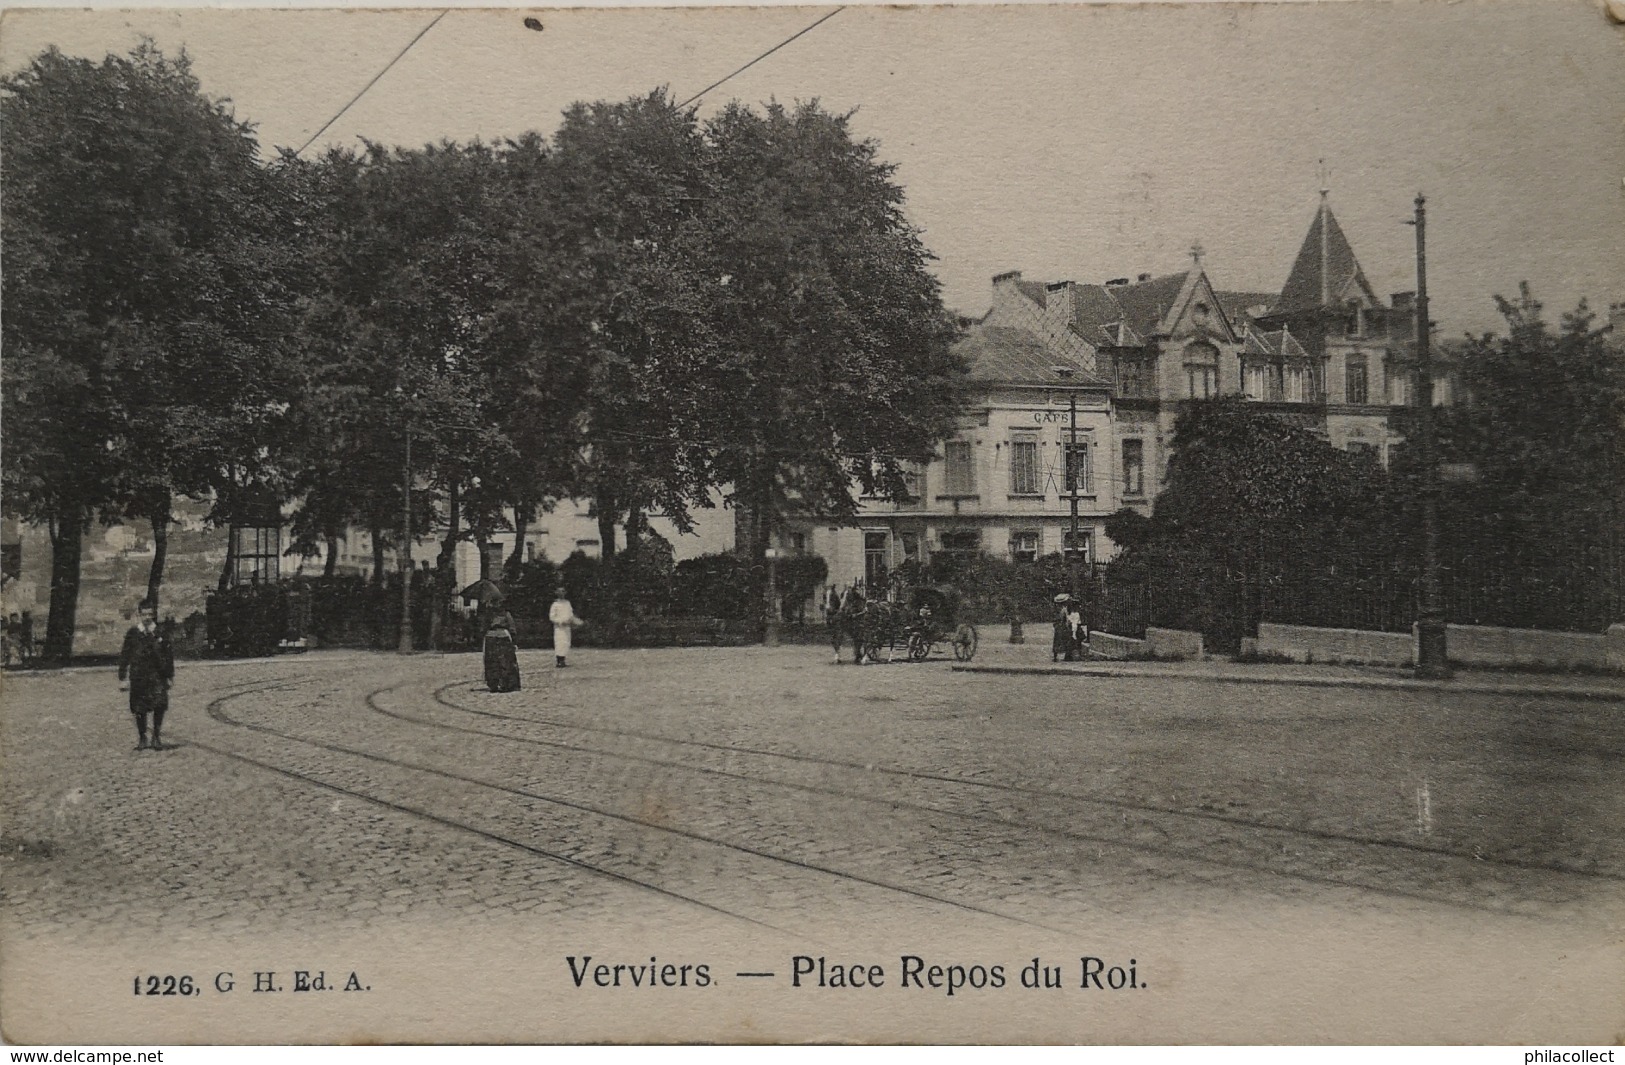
[[460, 578, 505, 604]]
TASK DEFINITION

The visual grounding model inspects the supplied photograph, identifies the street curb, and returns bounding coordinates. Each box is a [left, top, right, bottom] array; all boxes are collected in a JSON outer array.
[[950, 663, 1625, 703]]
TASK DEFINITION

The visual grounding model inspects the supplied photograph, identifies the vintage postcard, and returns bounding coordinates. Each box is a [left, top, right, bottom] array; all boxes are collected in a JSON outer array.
[[2, 0, 1623, 1047]]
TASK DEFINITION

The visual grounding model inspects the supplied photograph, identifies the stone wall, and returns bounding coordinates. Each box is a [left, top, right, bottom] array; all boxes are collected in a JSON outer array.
[[1446, 623, 1610, 670], [1090, 631, 1145, 659], [1144, 626, 1204, 659], [1259, 621, 1625, 671], [1257, 623, 1414, 665]]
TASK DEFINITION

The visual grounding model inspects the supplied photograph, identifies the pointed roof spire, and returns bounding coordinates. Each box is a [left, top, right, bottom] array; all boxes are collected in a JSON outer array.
[[1275, 192, 1379, 315], [1320, 192, 1331, 306], [1190, 240, 1206, 269], [1317, 162, 1332, 304]]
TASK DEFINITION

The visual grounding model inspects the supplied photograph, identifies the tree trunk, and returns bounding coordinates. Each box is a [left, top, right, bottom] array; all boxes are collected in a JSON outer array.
[[1245, 530, 1264, 638], [744, 470, 773, 640], [624, 507, 644, 554], [145, 490, 172, 615], [323, 533, 339, 578], [370, 521, 386, 583], [439, 480, 461, 571], [507, 506, 530, 577], [218, 524, 237, 593], [596, 490, 617, 560], [43, 510, 85, 664], [474, 521, 490, 579]]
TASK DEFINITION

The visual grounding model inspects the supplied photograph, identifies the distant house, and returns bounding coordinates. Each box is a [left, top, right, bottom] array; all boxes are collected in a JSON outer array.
[[781, 193, 1429, 588]]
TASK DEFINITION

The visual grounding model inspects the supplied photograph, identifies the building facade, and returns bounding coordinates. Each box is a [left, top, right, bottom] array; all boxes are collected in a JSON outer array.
[[785, 194, 1424, 589]]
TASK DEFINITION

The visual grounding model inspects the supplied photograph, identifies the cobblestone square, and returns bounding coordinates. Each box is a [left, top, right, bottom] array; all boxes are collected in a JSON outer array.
[[3, 645, 1623, 1043]]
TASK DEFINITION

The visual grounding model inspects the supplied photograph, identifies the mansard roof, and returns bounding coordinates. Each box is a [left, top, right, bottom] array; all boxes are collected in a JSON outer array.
[[1014, 278, 1049, 307], [1214, 290, 1278, 323], [1010, 269, 1244, 348], [1276, 198, 1379, 314], [1071, 284, 1128, 336], [953, 325, 1108, 387], [1097, 272, 1190, 339]]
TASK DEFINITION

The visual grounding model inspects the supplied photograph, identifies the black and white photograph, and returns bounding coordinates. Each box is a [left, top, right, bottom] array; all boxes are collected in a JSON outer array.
[[2, 0, 1623, 1046]]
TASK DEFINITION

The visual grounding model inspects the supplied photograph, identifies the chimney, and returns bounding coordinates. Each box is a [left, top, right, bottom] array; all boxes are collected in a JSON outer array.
[[1045, 280, 1078, 321], [1105, 278, 1130, 288], [1391, 291, 1415, 310], [1137, 272, 1152, 283], [992, 269, 1023, 288]]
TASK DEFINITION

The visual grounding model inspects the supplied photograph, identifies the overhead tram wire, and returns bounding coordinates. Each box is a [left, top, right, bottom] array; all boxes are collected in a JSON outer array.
[[676, 7, 846, 110], [295, 9, 450, 157]]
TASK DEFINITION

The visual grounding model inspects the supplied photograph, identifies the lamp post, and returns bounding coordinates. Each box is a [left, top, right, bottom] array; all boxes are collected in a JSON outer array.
[[1054, 366, 1082, 597], [1408, 194, 1451, 679]]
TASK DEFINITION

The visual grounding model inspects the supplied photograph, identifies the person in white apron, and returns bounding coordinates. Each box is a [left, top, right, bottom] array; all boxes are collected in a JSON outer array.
[[548, 586, 581, 668]]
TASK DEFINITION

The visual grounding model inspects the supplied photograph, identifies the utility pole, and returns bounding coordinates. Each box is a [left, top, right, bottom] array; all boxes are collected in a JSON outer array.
[[1055, 367, 1082, 596], [1411, 194, 1450, 679]]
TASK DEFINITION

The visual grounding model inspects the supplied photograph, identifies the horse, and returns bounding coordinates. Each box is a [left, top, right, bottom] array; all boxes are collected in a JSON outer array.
[[825, 585, 885, 664]]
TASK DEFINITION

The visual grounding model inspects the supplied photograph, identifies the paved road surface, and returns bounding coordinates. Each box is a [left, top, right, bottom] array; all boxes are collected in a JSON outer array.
[[3, 647, 1621, 1043]]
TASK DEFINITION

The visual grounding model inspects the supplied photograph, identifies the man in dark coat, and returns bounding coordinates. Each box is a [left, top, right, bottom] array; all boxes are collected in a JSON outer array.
[[118, 600, 175, 751]]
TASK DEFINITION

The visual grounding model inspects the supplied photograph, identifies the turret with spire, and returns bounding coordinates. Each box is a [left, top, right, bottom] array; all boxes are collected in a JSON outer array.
[[1273, 187, 1380, 317]]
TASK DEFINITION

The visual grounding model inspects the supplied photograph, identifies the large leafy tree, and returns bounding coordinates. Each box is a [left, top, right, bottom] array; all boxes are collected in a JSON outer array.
[[701, 101, 966, 623], [1400, 287, 1625, 629], [289, 138, 576, 594], [1110, 398, 1393, 644], [2, 43, 297, 657], [503, 92, 721, 559]]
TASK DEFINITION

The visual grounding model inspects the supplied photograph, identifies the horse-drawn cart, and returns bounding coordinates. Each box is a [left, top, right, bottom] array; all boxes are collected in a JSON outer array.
[[827, 582, 978, 664], [903, 585, 978, 662]]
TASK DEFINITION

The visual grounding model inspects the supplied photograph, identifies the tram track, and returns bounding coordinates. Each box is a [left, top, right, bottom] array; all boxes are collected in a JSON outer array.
[[393, 668, 1625, 905], [196, 673, 1071, 938], [189, 675, 799, 936]]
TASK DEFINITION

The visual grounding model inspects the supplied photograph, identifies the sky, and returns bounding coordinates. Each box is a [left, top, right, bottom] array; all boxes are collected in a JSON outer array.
[[3, 0, 1621, 337]]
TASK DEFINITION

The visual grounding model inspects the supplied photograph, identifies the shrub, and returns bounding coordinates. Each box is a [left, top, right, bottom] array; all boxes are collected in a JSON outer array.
[[777, 554, 829, 622], [206, 583, 290, 656], [673, 553, 754, 620]]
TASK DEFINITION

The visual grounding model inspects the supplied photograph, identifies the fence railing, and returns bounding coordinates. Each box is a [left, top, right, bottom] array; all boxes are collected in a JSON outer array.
[[1095, 535, 1621, 654]]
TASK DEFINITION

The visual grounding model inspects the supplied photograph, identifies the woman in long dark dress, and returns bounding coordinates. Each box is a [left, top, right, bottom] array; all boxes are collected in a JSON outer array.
[[483, 601, 521, 693]]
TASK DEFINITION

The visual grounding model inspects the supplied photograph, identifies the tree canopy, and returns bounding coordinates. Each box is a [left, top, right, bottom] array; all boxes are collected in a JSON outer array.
[[4, 43, 967, 651], [1409, 287, 1625, 629], [2, 43, 301, 656]]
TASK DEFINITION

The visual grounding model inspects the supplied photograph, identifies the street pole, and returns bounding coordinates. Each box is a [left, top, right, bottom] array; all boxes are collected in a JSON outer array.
[[1411, 194, 1450, 679], [1055, 367, 1082, 595], [398, 430, 414, 654]]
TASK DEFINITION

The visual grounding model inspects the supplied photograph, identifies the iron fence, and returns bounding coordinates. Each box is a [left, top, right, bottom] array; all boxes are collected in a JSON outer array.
[[1097, 532, 1622, 651]]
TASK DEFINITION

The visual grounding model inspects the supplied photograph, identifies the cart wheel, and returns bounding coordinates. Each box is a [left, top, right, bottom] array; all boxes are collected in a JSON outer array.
[[907, 631, 930, 662], [952, 624, 978, 661]]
